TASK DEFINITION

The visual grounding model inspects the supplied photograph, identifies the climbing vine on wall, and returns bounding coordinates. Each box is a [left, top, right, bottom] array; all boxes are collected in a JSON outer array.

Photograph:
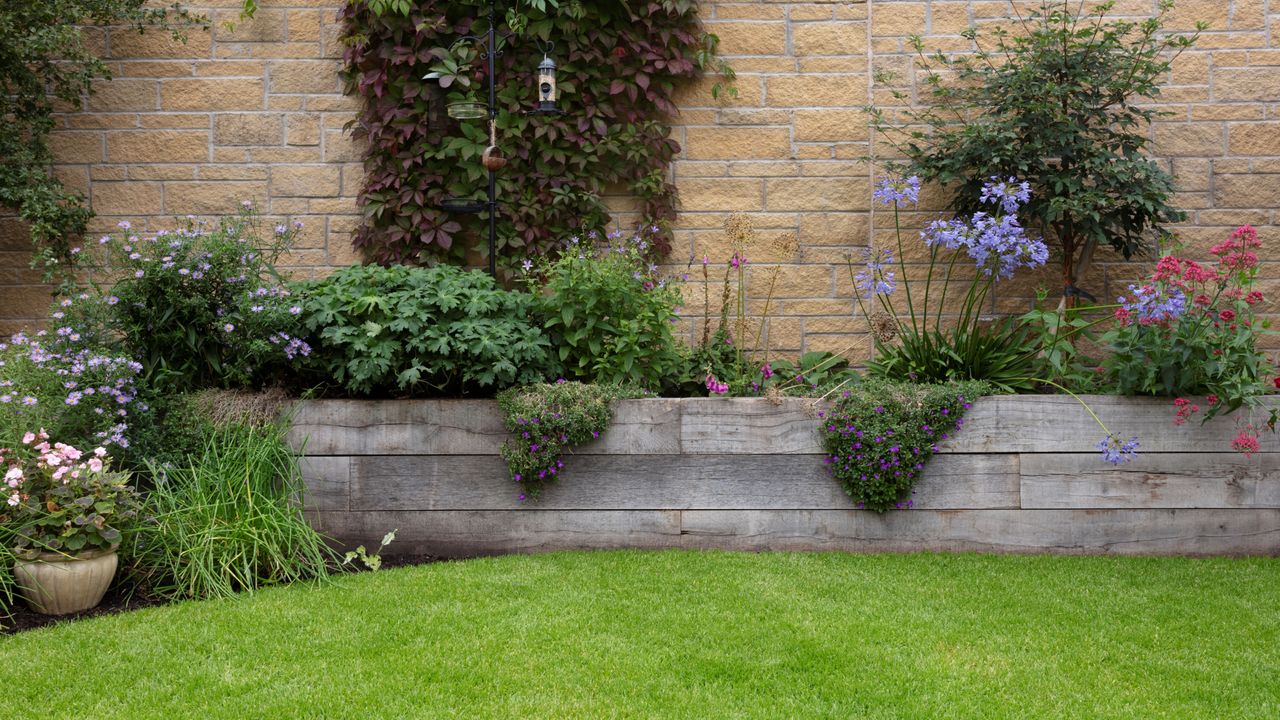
[[339, 0, 727, 269]]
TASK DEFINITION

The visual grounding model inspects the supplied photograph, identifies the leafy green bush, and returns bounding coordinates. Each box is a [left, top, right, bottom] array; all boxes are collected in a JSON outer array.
[[131, 422, 334, 601], [66, 209, 307, 392], [820, 379, 989, 513], [871, 0, 1200, 295], [296, 264, 556, 396], [497, 381, 642, 499], [526, 231, 683, 388]]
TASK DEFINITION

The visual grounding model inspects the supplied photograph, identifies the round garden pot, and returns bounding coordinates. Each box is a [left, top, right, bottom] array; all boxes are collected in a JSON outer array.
[[13, 546, 119, 615]]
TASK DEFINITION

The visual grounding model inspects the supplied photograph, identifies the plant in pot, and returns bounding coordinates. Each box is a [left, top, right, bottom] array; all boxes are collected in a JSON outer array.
[[2, 431, 141, 615]]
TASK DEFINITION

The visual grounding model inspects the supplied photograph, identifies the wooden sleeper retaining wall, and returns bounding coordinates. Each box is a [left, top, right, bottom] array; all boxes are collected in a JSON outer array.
[[288, 396, 1280, 557]]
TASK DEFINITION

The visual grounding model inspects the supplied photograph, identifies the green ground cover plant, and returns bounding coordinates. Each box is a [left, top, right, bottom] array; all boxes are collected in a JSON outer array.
[[1, 551, 1277, 719]]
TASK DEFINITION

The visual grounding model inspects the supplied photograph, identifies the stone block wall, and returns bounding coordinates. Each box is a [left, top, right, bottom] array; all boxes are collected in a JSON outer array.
[[2, 0, 1277, 361]]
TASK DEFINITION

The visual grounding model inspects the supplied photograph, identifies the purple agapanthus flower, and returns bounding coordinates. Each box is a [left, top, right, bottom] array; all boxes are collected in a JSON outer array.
[[1098, 434, 1140, 464], [873, 176, 921, 208], [979, 176, 1032, 214]]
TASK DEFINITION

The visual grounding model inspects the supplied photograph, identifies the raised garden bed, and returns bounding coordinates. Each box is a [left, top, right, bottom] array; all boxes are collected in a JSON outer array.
[[288, 396, 1280, 557]]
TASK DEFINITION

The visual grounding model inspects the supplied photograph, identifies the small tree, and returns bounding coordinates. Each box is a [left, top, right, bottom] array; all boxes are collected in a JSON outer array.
[[0, 2, 210, 286], [870, 0, 1204, 304]]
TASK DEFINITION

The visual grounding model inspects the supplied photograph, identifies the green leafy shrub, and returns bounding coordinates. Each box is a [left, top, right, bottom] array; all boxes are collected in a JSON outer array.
[[131, 422, 334, 601], [497, 381, 641, 500], [820, 379, 988, 512], [870, 0, 1200, 296], [526, 230, 683, 389], [65, 209, 307, 392], [297, 264, 556, 396]]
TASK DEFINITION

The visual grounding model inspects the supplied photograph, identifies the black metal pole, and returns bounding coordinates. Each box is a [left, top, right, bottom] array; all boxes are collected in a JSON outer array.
[[486, 0, 497, 278]]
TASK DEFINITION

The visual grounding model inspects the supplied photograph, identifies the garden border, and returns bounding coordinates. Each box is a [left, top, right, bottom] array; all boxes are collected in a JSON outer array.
[[289, 396, 1280, 557]]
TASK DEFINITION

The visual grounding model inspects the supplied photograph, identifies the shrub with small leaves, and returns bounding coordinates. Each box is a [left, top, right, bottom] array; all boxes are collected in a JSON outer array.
[[497, 381, 641, 500], [296, 264, 557, 396], [820, 379, 989, 513]]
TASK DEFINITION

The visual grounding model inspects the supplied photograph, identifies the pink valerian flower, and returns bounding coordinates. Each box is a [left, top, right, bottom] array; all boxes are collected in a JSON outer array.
[[1231, 429, 1261, 457], [1172, 398, 1200, 426]]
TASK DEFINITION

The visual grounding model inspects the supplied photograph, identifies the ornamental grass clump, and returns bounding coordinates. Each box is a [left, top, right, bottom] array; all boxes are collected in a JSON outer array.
[[851, 176, 1047, 391], [131, 422, 335, 601], [497, 381, 641, 500], [820, 379, 988, 512]]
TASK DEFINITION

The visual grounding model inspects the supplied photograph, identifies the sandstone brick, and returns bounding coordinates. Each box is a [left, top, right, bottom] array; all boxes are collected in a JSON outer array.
[[1227, 123, 1280, 156], [789, 6, 834, 22], [270, 61, 342, 94], [213, 9, 286, 42], [110, 28, 212, 59], [268, 96, 307, 111], [52, 166, 88, 196], [798, 57, 869, 73], [1153, 123, 1223, 157], [91, 182, 162, 216], [717, 109, 791, 126], [271, 198, 311, 214], [304, 95, 361, 112], [714, 4, 786, 21], [323, 132, 363, 162], [673, 77, 763, 108], [766, 178, 870, 212], [139, 114, 211, 129], [685, 127, 792, 160], [48, 133, 103, 164], [164, 182, 268, 214], [288, 10, 324, 42], [63, 114, 137, 129], [1213, 174, 1280, 208], [794, 110, 870, 142], [749, 264, 834, 297], [88, 78, 158, 112], [214, 114, 284, 145], [195, 61, 267, 77], [287, 113, 322, 145], [677, 179, 765, 212], [127, 166, 195, 180], [705, 22, 787, 56], [120, 61, 192, 78], [793, 23, 868, 56], [871, 4, 927, 36], [107, 130, 209, 163], [162, 79, 264, 111], [766, 76, 867, 107], [272, 166, 341, 197], [199, 166, 270, 181], [90, 166, 128, 181]]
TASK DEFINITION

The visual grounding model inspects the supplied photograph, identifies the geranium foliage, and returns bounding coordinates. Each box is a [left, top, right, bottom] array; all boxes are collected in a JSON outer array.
[[339, 0, 723, 268]]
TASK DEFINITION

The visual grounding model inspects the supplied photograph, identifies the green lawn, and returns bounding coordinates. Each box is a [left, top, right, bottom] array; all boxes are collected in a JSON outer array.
[[2, 550, 1277, 719]]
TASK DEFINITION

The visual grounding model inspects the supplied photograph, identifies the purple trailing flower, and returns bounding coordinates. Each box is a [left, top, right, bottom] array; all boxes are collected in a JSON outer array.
[[1098, 434, 1140, 464], [874, 176, 921, 207]]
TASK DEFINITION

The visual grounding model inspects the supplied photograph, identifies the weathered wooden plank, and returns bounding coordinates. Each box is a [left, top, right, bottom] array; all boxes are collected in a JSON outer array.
[[308, 509, 683, 556], [677, 509, 1280, 556], [287, 399, 507, 455], [334, 453, 1019, 511], [307, 509, 1280, 557], [1020, 453, 1280, 509], [941, 395, 1280, 453], [680, 397, 825, 454], [288, 398, 683, 456], [298, 456, 349, 512]]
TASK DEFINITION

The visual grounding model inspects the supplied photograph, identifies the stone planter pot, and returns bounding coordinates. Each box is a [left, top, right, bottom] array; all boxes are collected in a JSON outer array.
[[13, 546, 119, 615], [287, 396, 1280, 557]]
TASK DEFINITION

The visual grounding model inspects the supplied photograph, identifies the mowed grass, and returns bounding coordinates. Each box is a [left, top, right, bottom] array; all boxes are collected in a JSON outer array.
[[2, 550, 1277, 719]]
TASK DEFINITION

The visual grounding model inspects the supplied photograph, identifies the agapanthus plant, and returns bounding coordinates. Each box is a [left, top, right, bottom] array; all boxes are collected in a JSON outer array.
[[1103, 225, 1277, 441], [851, 176, 1049, 391]]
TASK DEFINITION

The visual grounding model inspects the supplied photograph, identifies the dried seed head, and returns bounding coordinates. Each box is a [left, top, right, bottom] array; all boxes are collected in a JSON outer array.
[[869, 310, 899, 343], [771, 232, 799, 257], [724, 214, 754, 254], [764, 384, 784, 406]]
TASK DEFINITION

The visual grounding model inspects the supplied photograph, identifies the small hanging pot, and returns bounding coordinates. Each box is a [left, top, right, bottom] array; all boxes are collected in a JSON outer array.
[[481, 120, 507, 172]]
